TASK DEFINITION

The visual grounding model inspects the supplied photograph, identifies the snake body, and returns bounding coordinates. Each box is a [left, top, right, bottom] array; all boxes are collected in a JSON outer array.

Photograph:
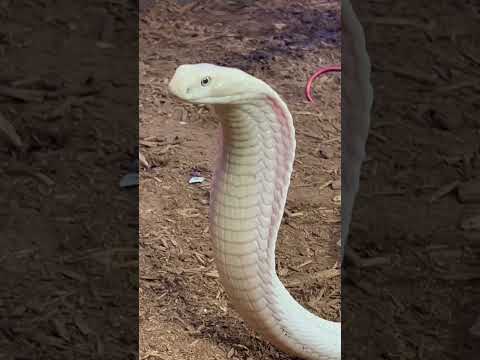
[[167, 2, 372, 359], [169, 64, 340, 359]]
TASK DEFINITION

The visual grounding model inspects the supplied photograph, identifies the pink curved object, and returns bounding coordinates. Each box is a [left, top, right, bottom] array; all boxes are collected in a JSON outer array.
[[305, 65, 341, 102]]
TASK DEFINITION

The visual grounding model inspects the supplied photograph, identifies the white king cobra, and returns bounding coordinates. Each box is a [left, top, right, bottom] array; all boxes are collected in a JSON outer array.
[[167, 1, 372, 358]]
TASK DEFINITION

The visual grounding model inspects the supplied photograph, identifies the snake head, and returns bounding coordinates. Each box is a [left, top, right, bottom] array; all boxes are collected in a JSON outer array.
[[168, 63, 269, 104]]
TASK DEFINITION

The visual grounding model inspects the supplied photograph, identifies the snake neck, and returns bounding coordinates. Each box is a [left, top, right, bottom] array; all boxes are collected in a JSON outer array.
[[210, 98, 294, 278], [209, 98, 340, 360]]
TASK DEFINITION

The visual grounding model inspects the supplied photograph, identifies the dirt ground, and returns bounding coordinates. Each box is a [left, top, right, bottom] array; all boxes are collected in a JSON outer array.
[[0, 1, 138, 359], [139, 1, 341, 359], [343, 1, 480, 359]]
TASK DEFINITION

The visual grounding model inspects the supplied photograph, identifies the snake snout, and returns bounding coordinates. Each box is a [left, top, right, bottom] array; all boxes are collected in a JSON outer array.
[[167, 80, 183, 99], [167, 76, 193, 101]]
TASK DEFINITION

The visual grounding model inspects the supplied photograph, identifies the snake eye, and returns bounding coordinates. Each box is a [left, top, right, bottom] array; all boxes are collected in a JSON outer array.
[[201, 76, 211, 87]]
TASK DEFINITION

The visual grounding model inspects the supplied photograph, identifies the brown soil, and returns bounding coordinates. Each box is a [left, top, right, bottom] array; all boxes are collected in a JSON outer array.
[[139, 1, 341, 359], [0, 1, 138, 359], [344, 1, 480, 359]]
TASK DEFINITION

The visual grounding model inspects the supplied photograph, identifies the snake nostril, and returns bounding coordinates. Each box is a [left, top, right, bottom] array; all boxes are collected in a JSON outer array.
[[186, 87, 191, 94]]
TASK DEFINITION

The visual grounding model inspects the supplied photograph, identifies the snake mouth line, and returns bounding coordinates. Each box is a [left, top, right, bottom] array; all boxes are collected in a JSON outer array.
[[169, 85, 272, 105]]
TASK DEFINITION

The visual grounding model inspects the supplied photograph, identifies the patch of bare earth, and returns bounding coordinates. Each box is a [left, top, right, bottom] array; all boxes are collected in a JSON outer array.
[[344, 1, 480, 359]]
